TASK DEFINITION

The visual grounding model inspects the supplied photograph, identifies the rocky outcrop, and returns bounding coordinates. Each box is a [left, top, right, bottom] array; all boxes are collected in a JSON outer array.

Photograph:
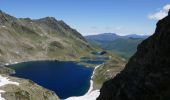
[[97, 10, 170, 100], [0, 65, 15, 75], [0, 75, 59, 100]]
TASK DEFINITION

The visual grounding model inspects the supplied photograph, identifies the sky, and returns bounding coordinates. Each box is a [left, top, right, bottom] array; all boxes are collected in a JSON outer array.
[[0, 0, 170, 36]]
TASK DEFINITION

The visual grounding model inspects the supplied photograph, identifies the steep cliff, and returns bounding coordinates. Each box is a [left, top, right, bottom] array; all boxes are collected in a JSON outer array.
[[97, 10, 170, 100]]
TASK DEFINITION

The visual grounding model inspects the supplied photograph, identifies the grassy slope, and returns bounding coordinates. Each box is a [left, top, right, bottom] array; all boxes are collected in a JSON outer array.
[[105, 38, 144, 59], [92, 53, 127, 89]]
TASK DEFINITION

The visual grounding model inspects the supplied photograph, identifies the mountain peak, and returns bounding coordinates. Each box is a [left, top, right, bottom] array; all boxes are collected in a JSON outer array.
[[0, 10, 11, 17], [168, 9, 170, 16], [101, 33, 118, 36], [0, 10, 6, 15], [41, 17, 57, 21], [0, 10, 17, 24], [0, 10, 3, 14]]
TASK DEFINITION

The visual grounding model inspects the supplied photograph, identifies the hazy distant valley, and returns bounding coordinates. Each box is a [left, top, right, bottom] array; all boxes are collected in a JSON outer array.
[[85, 33, 149, 59]]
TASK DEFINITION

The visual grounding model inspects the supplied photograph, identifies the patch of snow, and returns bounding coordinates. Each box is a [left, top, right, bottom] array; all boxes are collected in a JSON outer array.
[[13, 62, 18, 64], [15, 51, 19, 54], [0, 90, 5, 100], [92, 65, 101, 77], [0, 75, 19, 100], [0, 75, 19, 87], [2, 26, 6, 28], [107, 70, 110, 72], [65, 90, 100, 100], [5, 60, 19, 65], [4, 63, 9, 66], [0, 90, 5, 93]]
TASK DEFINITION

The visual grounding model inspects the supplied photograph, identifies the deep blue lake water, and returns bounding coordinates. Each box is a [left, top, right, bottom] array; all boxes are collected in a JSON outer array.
[[8, 61, 94, 99]]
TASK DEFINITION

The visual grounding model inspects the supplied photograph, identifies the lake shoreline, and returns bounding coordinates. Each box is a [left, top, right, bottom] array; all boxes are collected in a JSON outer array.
[[8, 60, 95, 99], [4, 59, 97, 68], [65, 64, 102, 100]]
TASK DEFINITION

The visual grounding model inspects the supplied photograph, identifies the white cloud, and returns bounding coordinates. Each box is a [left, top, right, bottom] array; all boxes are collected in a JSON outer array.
[[148, 10, 167, 20], [163, 4, 170, 11], [148, 4, 170, 20]]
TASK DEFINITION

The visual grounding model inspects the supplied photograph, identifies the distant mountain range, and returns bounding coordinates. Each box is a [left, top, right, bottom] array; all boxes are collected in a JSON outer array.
[[85, 33, 120, 41], [125, 34, 149, 39], [85, 33, 149, 59], [85, 33, 149, 41]]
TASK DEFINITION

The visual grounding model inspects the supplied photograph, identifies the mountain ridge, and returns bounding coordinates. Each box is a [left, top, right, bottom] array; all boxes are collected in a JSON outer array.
[[0, 10, 93, 64]]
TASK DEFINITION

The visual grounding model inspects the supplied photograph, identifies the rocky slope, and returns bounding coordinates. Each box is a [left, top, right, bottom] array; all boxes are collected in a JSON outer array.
[[0, 10, 93, 65], [97, 10, 170, 100], [92, 55, 126, 89], [0, 75, 59, 100]]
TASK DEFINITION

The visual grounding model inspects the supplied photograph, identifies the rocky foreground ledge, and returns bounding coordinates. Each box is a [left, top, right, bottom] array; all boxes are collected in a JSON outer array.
[[97, 10, 170, 100]]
